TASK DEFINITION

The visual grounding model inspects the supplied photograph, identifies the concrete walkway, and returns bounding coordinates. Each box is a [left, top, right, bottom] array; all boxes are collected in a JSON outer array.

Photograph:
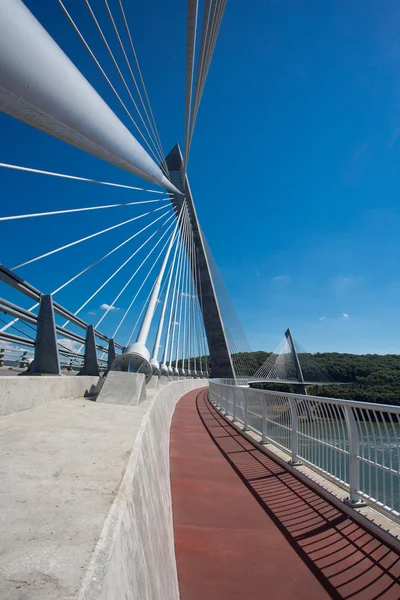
[[170, 388, 400, 600], [0, 395, 151, 599]]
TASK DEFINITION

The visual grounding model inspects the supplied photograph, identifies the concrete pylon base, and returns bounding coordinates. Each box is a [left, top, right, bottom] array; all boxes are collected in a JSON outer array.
[[96, 371, 146, 406], [146, 377, 159, 390]]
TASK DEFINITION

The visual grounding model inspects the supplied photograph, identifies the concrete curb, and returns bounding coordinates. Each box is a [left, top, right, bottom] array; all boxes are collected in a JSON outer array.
[[77, 380, 207, 600]]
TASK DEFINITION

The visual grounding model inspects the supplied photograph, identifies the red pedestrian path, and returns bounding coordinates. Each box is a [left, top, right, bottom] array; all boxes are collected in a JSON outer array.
[[170, 387, 400, 600]]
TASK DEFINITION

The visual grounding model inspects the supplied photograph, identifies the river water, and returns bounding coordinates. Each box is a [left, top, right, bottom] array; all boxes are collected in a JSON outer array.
[[246, 409, 400, 514]]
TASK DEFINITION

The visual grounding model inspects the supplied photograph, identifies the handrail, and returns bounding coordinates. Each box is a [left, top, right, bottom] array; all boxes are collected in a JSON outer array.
[[0, 264, 123, 350], [210, 379, 400, 413], [209, 380, 400, 521]]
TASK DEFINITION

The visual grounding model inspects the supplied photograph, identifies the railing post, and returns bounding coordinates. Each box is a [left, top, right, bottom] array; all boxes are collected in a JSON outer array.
[[218, 387, 224, 412], [289, 398, 302, 466], [344, 406, 361, 504], [261, 398, 269, 444], [79, 325, 100, 377], [243, 389, 249, 431], [232, 387, 237, 422], [0, 348, 4, 367], [30, 294, 61, 375], [210, 384, 216, 405]]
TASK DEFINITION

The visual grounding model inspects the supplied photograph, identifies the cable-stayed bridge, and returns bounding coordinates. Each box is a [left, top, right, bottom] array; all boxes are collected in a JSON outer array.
[[1, 2, 400, 599]]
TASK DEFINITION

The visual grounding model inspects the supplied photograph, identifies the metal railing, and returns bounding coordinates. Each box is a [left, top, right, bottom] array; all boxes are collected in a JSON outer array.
[[209, 380, 400, 521], [0, 263, 122, 375]]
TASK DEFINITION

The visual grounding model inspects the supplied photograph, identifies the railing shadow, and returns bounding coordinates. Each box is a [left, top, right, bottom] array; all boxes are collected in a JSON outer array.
[[197, 392, 400, 600]]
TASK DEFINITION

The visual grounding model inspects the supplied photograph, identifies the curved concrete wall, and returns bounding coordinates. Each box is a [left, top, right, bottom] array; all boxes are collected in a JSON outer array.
[[78, 379, 206, 600]]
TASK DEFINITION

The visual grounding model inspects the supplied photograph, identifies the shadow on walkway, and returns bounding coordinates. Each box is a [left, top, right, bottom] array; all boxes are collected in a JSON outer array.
[[198, 391, 400, 599]]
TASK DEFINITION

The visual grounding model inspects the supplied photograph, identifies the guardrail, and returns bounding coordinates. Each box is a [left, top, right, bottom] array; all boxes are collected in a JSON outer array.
[[209, 380, 400, 521], [0, 263, 122, 375]]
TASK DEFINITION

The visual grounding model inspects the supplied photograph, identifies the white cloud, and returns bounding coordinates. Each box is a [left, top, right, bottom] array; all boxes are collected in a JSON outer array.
[[343, 313, 349, 319], [100, 303, 120, 311], [319, 316, 326, 321], [255, 268, 261, 279], [57, 338, 81, 353], [272, 274, 290, 283], [88, 311, 96, 315]]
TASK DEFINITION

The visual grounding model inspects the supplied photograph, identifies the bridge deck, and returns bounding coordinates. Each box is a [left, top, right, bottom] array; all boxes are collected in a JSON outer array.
[[170, 388, 400, 600]]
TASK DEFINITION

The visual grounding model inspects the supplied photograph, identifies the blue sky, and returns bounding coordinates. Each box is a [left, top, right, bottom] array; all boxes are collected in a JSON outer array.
[[1, 0, 400, 354]]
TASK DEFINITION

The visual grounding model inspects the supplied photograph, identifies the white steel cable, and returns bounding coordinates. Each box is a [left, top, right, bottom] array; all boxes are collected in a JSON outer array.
[[188, 0, 227, 154], [98, 263, 170, 357], [12, 207, 171, 270], [185, 222, 192, 372], [102, 0, 167, 174], [166, 234, 186, 368], [195, 0, 226, 114], [0, 163, 166, 193], [64, 213, 175, 327], [0, 198, 170, 222], [174, 207, 190, 370], [75, 220, 176, 352], [191, 229, 200, 372], [56, 0, 161, 167], [117, 0, 167, 174], [171, 211, 187, 369], [173, 209, 188, 371], [189, 0, 211, 143], [186, 219, 195, 371], [124, 256, 173, 352], [184, 0, 199, 174], [187, 0, 215, 153], [194, 244, 205, 373], [150, 212, 183, 363], [182, 219, 191, 372], [0, 207, 171, 333], [160, 237, 184, 368], [83, 0, 164, 168], [196, 243, 209, 373], [187, 222, 194, 372], [93, 219, 176, 331], [134, 207, 184, 349], [196, 298, 204, 372], [191, 239, 201, 371], [111, 228, 175, 340], [189, 224, 197, 372], [162, 223, 186, 368]]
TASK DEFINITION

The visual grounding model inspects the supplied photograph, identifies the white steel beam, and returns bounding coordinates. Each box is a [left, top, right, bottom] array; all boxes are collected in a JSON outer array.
[[0, 0, 181, 194]]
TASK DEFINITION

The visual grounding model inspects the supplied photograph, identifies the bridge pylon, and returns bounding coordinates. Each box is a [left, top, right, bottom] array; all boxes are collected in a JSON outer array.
[[165, 144, 235, 379], [285, 328, 307, 395]]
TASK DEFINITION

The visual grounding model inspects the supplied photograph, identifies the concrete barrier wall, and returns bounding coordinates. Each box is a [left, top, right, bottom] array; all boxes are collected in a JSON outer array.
[[78, 379, 207, 600], [0, 375, 100, 416]]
